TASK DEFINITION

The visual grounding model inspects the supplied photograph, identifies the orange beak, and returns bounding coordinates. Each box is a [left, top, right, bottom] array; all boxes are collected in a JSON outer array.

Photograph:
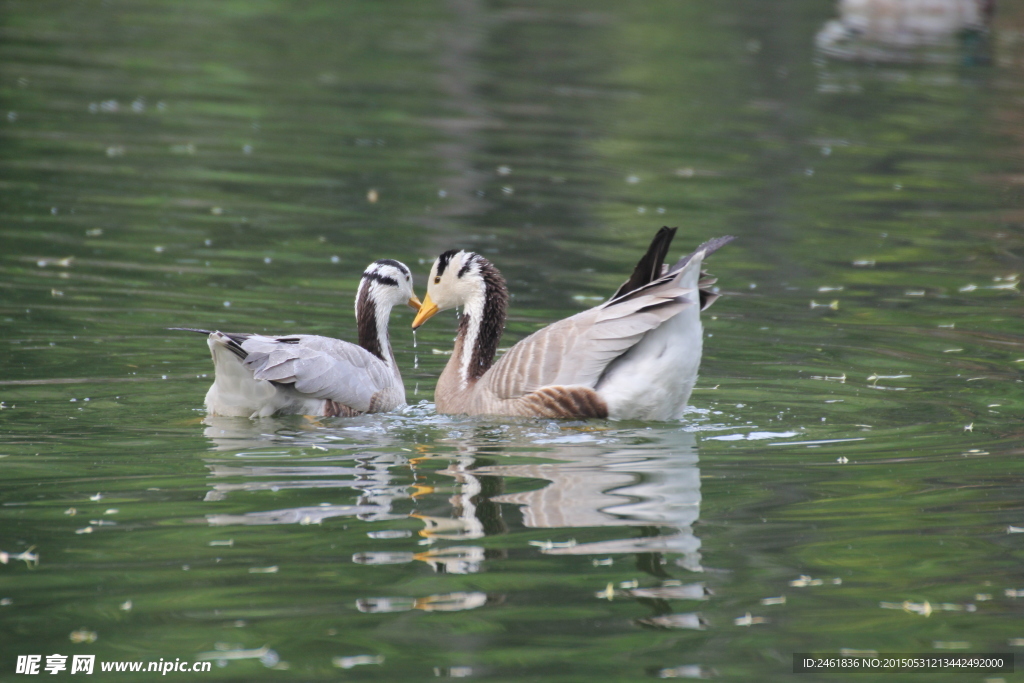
[[411, 293, 439, 330], [407, 295, 422, 311]]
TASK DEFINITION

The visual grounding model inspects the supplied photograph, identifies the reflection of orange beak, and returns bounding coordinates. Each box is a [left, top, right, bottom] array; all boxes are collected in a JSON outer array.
[[411, 293, 439, 330], [407, 295, 422, 311], [410, 484, 434, 498]]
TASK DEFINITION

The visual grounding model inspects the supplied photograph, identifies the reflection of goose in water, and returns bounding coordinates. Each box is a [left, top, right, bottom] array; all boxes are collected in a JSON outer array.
[[816, 0, 992, 63], [475, 428, 703, 573], [404, 426, 703, 573], [200, 415, 414, 526]]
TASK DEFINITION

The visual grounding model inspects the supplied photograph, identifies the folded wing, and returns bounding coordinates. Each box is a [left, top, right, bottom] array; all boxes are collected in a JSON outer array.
[[239, 334, 392, 413]]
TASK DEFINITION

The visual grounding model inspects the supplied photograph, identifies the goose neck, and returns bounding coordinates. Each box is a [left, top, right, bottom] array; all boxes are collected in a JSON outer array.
[[455, 263, 508, 384], [357, 290, 395, 365]]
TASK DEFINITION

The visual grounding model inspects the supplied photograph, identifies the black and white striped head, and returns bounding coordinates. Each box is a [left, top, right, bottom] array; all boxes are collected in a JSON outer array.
[[412, 250, 507, 329], [354, 259, 420, 317]]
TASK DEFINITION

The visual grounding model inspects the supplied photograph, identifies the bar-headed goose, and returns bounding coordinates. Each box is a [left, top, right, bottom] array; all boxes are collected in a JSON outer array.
[[173, 259, 420, 418], [412, 229, 733, 420]]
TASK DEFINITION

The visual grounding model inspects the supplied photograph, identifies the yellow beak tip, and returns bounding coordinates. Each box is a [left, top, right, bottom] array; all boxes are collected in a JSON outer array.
[[411, 295, 439, 329]]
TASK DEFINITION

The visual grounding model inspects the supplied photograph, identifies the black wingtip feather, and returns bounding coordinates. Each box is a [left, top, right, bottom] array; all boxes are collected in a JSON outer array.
[[611, 227, 678, 300]]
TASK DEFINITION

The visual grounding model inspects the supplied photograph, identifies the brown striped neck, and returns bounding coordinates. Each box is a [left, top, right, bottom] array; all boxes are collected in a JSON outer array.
[[455, 258, 508, 384], [356, 283, 393, 364]]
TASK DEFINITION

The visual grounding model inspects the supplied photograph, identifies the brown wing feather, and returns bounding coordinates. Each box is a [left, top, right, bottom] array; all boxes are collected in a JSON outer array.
[[518, 385, 609, 419]]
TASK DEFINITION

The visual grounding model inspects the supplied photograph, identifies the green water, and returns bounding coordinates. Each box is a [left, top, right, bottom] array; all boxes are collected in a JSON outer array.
[[2, 1, 1023, 681]]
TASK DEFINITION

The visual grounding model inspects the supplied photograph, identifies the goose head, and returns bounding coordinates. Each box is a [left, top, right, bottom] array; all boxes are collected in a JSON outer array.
[[412, 250, 496, 329], [355, 259, 421, 316]]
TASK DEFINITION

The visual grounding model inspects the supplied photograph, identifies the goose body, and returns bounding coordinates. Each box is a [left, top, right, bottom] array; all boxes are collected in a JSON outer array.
[[174, 259, 420, 418], [412, 229, 732, 421]]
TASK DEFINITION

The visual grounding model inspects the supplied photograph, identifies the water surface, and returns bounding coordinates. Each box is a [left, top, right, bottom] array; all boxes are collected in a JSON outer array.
[[2, 1, 1023, 681]]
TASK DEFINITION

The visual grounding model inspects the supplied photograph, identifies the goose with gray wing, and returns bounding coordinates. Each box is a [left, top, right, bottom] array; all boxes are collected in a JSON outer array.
[[412, 229, 732, 421], [173, 259, 420, 418]]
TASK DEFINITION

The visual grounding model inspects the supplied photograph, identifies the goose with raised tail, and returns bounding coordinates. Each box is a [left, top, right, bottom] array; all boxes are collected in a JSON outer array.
[[173, 259, 420, 418], [412, 228, 733, 420]]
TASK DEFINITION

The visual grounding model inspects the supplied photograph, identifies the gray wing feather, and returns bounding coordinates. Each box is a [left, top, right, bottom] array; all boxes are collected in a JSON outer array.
[[487, 235, 732, 402], [487, 291, 693, 400], [240, 334, 391, 412]]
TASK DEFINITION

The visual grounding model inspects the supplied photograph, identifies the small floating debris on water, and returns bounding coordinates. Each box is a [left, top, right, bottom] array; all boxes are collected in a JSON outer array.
[[0, 547, 39, 567], [734, 613, 768, 626], [852, 259, 875, 267], [938, 323, 955, 328], [592, 558, 614, 567], [790, 575, 824, 587], [432, 348, 452, 355], [626, 174, 640, 184], [88, 520, 116, 526], [962, 449, 988, 456], [333, 655, 384, 669], [1009, 638, 1024, 646], [197, 645, 279, 668], [103, 509, 118, 515], [943, 348, 963, 353], [36, 257, 74, 268], [817, 286, 843, 292], [89, 493, 102, 502], [208, 539, 234, 547], [330, 255, 340, 263], [120, 600, 132, 611], [64, 508, 76, 516], [69, 629, 98, 644], [964, 423, 973, 432], [810, 372, 845, 382], [51, 289, 63, 297], [249, 566, 278, 574], [497, 165, 512, 175], [596, 583, 615, 600], [367, 189, 379, 203], [933, 641, 970, 650], [880, 600, 932, 617], [75, 526, 93, 535], [619, 579, 639, 590], [905, 290, 926, 297], [975, 593, 993, 601], [836, 456, 848, 464], [1007, 526, 1024, 534], [0, 598, 12, 606], [656, 665, 710, 679], [761, 596, 786, 606], [1006, 589, 1024, 597], [809, 300, 839, 310]]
